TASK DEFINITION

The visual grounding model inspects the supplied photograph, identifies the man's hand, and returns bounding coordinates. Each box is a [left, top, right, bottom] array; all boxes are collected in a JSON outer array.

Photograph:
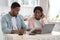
[[11, 29, 26, 34], [19, 29, 26, 34], [11, 30, 20, 34]]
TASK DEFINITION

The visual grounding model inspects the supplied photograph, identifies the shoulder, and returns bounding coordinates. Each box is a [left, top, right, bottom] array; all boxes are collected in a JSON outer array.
[[2, 13, 9, 19], [18, 15, 23, 18], [18, 15, 24, 20], [28, 17, 35, 22], [40, 17, 47, 24]]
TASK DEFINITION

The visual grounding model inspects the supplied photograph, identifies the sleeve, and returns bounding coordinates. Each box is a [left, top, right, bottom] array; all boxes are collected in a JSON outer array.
[[1, 16, 12, 34], [41, 18, 46, 29], [19, 15, 27, 30], [42, 18, 48, 25], [28, 18, 34, 29]]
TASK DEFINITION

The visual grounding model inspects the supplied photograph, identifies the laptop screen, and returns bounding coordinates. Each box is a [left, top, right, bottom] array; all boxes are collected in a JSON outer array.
[[41, 24, 55, 34]]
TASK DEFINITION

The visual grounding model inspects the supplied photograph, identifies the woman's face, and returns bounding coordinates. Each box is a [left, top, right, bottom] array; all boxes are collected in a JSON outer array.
[[34, 10, 42, 20]]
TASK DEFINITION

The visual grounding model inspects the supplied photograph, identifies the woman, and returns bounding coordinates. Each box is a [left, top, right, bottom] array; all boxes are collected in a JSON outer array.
[[28, 6, 47, 34]]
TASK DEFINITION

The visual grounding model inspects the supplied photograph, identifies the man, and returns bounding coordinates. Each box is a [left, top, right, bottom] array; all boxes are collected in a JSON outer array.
[[1, 2, 27, 34]]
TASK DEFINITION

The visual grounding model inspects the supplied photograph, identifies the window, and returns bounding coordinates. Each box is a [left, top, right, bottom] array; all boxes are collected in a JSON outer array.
[[9, 0, 40, 7], [48, 0, 60, 22], [8, 0, 40, 20]]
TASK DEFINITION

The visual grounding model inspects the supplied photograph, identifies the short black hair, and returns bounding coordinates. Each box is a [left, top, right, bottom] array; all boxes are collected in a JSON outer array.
[[11, 2, 20, 8], [34, 6, 43, 13]]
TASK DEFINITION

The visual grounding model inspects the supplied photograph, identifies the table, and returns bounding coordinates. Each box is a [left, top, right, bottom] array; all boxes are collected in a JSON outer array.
[[3, 34, 60, 40]]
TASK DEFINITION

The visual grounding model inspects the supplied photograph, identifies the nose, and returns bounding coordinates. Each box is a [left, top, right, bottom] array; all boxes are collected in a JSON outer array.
[[36, 13, 39, 16]]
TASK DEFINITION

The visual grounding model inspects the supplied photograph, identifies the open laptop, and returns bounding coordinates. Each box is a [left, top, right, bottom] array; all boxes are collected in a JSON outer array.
[[41, 24, 55, 34]]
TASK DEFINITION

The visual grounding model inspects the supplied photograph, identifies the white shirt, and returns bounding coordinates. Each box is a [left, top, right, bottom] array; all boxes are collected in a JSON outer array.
[[11, 17, 18, 30], [34, 20, 42, 29]]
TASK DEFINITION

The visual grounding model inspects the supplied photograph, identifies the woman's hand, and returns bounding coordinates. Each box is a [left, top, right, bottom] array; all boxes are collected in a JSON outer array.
[[32, 29, 42, 33]]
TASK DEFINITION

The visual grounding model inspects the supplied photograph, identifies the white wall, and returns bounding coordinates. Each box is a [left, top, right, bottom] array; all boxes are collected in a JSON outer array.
[[0, 0, 8, 7], [40, 0, 49, 17], [20, 7, 34, 17], [0, 0, 49, 17]]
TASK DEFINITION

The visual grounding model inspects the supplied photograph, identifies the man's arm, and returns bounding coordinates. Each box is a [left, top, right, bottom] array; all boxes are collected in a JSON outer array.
[[17, 15, 27, 34], [20, 15, 27, 30], [1, 17, 12, 34]]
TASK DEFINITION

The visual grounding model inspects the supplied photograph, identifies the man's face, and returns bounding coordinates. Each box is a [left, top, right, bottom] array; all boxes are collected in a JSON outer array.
[[34, 10, 42, 20], [12, 7, 20, 16]]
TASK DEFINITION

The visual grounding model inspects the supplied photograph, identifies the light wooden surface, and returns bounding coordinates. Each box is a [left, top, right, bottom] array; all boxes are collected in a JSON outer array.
[[3, 34, 60, 40]]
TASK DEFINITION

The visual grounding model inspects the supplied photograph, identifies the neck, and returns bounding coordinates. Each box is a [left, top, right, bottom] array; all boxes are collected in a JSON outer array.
[[34, 17, 40, 20]]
